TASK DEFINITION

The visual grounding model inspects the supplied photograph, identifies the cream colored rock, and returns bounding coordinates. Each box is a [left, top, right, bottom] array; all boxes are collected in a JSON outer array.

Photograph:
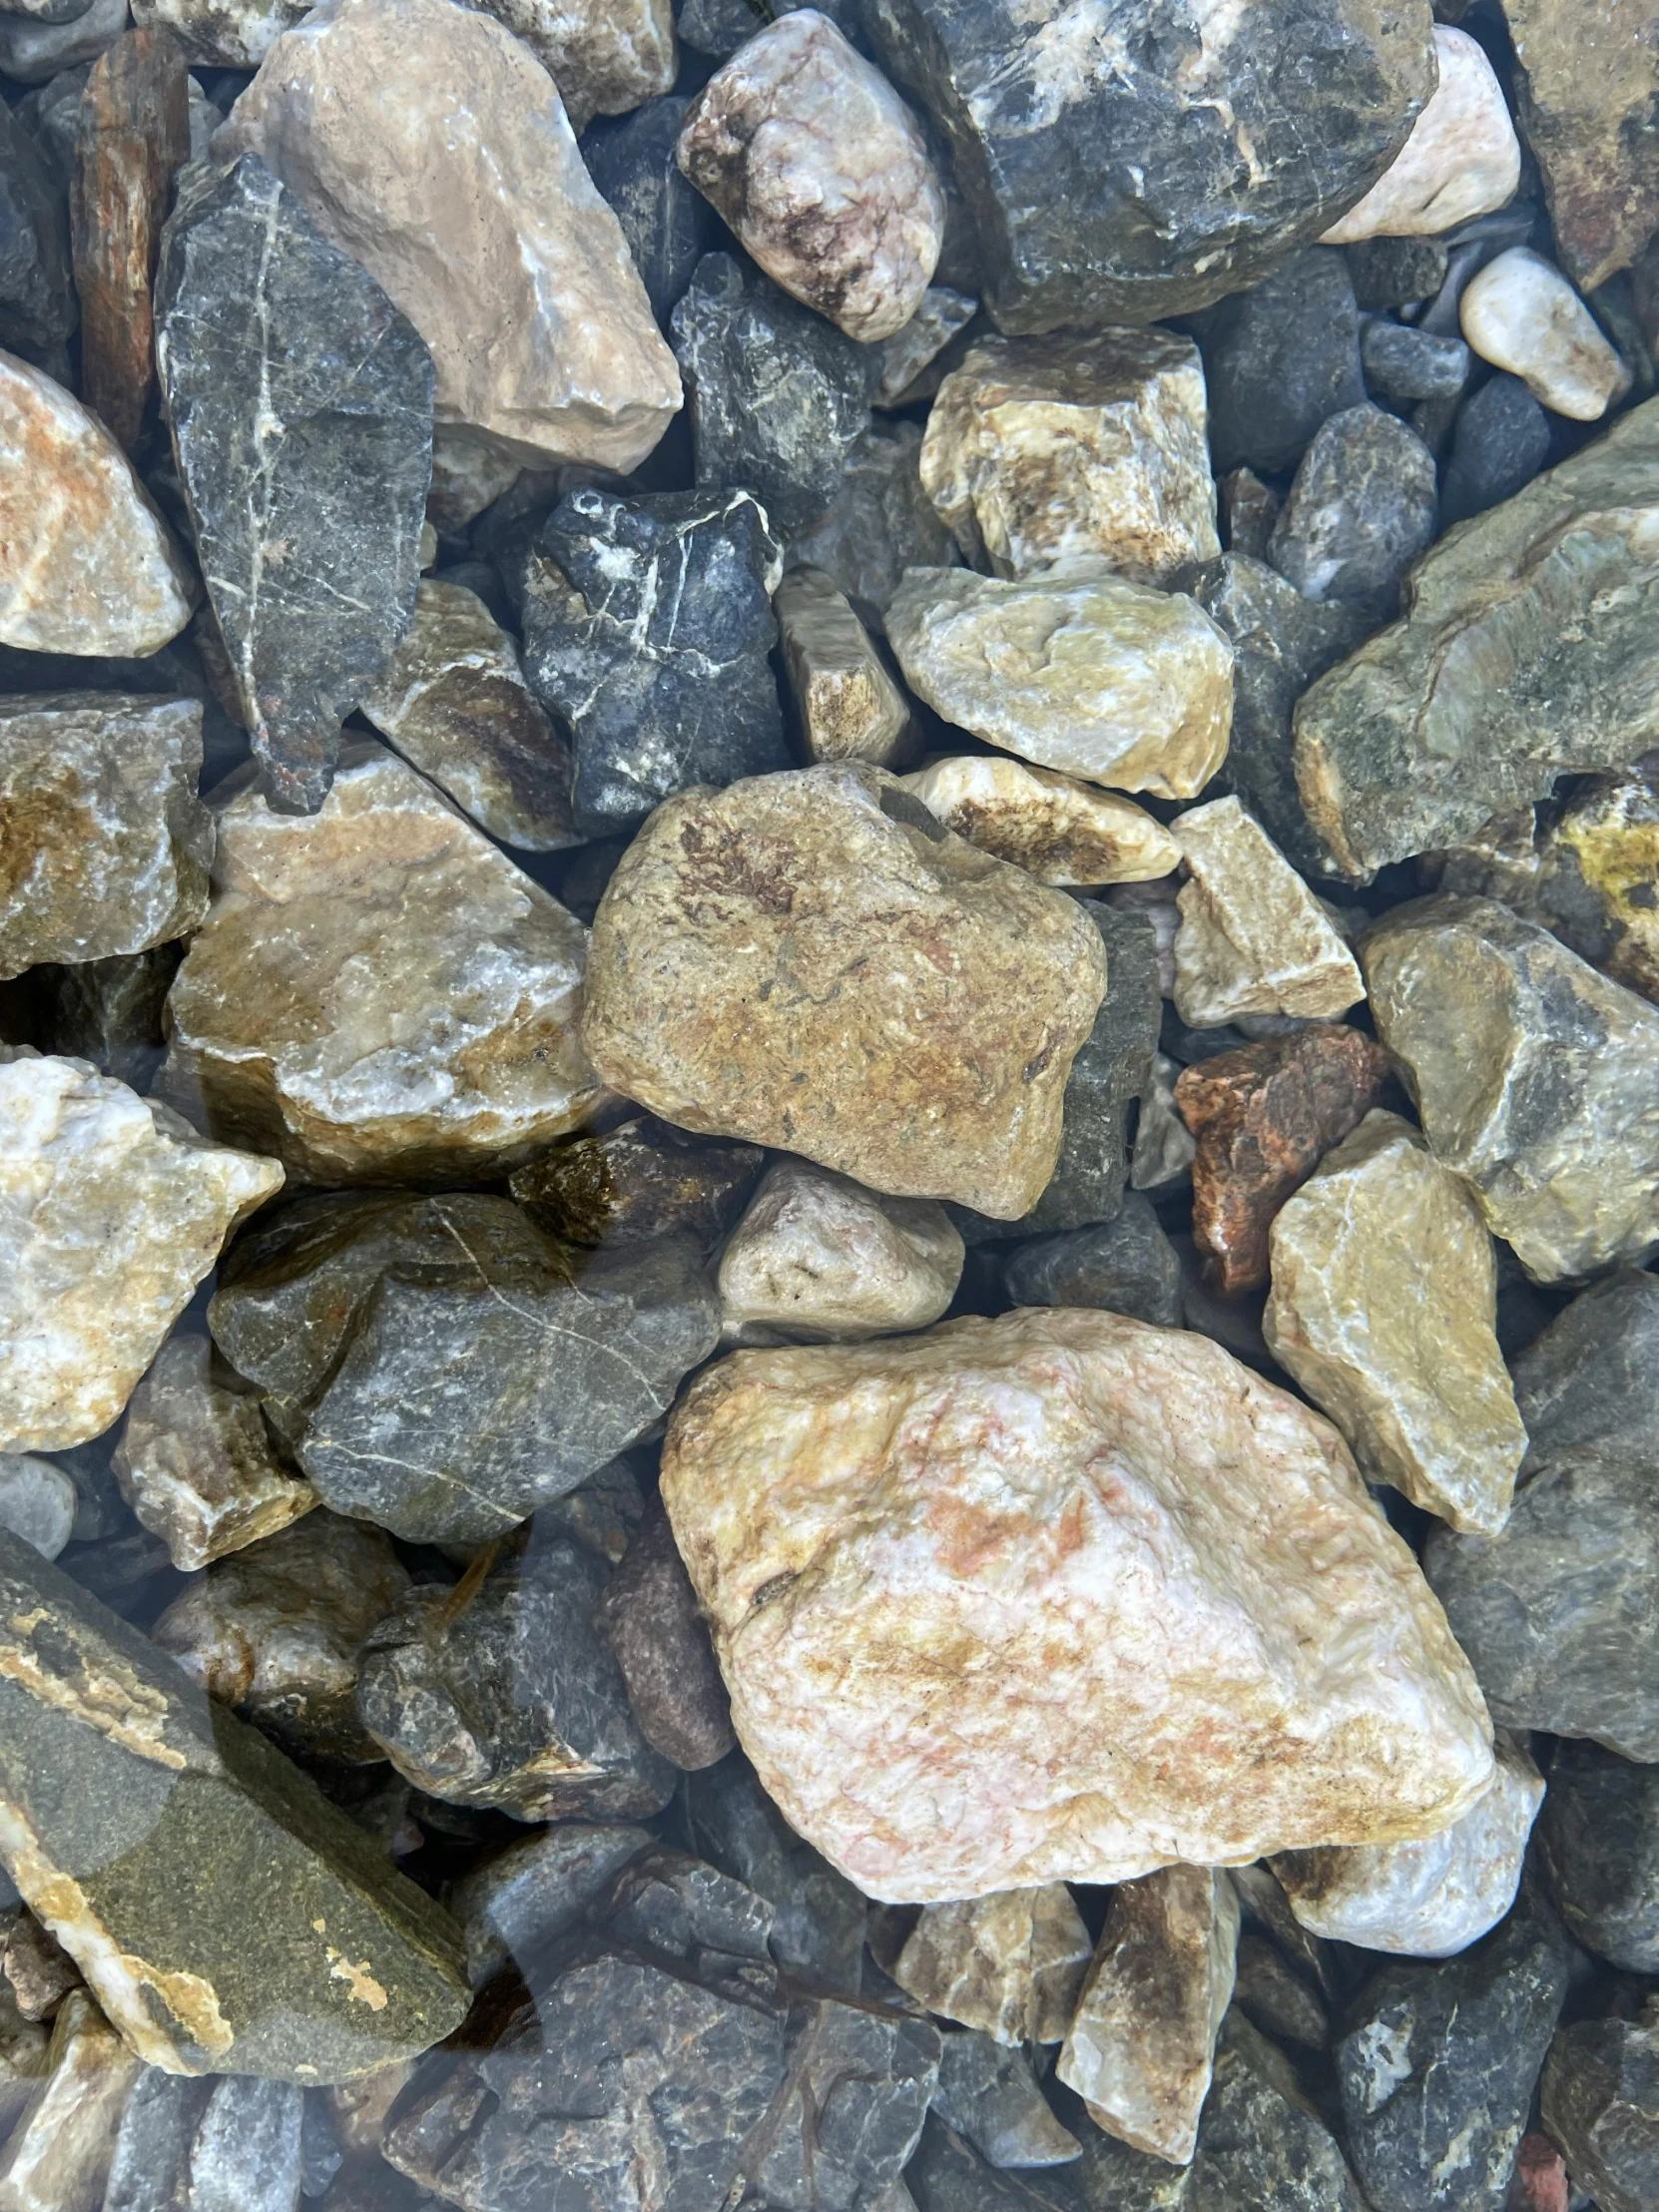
[[1131, 1053, 1196, 1191], [580, 762, 1108, 1221], [1172, 797, 1363, 1027], [0, 1994, 137, 2212], [718, 1159, 963, 1345], [0, 1054, 282, 1455], [676, 9, 942, 342], [885, 564, 1233, 803], [216, 0, 682, 470], [919, 331, 1220, 584], [504, 0, 674, 132], [887, 1887, 1092, 2046], [158, 743, 602, 1185], [661, 1308, 1496, 1904], [1273, 1734, 1545, 1957], [1264, 1111, 1529, 1538], [1058, 1866, 1240, 2166], [775, 566, 913, 768], [902, 755, 1179, 887], [0, 350, 194, 656], [1459, 247, 1631, 420], [1322, 26, 1521, 244]]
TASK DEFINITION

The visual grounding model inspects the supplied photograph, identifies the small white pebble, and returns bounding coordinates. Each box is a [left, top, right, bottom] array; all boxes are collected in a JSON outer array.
[[1460, 247, 1631, 421]]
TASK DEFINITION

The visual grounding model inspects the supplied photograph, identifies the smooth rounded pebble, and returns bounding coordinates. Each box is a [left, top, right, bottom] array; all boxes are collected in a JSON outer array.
[[1459, 247, 1631, 420]]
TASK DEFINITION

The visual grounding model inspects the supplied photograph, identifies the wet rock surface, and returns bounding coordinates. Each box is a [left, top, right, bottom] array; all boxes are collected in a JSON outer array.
[[599, 1494, 733, 1771], [1537, 1737, 1659, 1970], [1172, 797, 1362, 1028], [1540, 2004, 1659, 2212], [507, 1116, 762, 1253]]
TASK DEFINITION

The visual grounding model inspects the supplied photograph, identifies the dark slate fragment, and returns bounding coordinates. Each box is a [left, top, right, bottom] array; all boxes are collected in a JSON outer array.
[[598, 1844, 776, 1978], [448, 1819, 650, 1987], [1539, 2009, 1659, 2212], [1537, 1738, 1659, 1971], [155, 155, 433, 814], [932, 2035, 1082, 2169], [581, 95, 714, 322], [1345, 236, 1448, 311], [0, 96, 75, 357], [32, 942, 179, 1092], [1267, 404, 1438, 613], [1439, 372, 1552, 526], [1360, 319, 1470, 402], [746, 1991, 941, 2210], [907, 2117, 1088, 2211], [1219, 468, 1280, 561], [1175, 2011, 1362, 2211], [519, 478, 789, 838], [509, 1115, 764, 1252], [599, 1494, 735, 1771], [1231, 1932, 1329, 2051], [1002, 1194, 1182, 1327], [1202, 250, 1368, 475], [789, 419, 959, 617], [103, 2069, 215, 2212]]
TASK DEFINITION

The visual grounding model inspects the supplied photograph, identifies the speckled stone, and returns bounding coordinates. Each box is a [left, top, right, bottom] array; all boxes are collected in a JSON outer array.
[[1266, 404, 1438, 611], [888, 1888, 1093, 2046]]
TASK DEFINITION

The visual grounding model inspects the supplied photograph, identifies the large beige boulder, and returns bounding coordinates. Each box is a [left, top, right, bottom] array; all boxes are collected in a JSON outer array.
[[661, 1308, 1495, 1904]]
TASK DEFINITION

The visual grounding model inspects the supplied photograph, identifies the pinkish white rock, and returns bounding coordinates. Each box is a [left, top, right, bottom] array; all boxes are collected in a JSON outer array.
[[887, 1887, 1092, 2046], [1323, 26, 1522, 244], [1459, 247, 1631, 420], [901, 755, 1180, 886], [1173, 797, 1363, 1027]]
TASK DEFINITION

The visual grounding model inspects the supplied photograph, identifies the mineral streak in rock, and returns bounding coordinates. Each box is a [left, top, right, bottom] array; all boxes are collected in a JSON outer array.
[[900, 757, 1178, 887]]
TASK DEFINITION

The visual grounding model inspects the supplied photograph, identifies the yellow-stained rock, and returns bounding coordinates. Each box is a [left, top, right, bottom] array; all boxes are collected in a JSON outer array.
[[774, 566, 913, 768], [1172, 796, 1362, 1027], [901, 755, 1179, 886], [886, 1887, 1092, 2046], [0, 1994, 136, 2212]]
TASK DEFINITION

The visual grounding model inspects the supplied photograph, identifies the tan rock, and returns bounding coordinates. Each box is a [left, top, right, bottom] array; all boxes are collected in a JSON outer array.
[[0, 1993, 138, 2212], [216, 0, 682, 470], [358, 579, 578, 851], [1263, 1111, 1529, 1538], [1130, 1053, 1196, 1191], [0, 349, 194, 655], [775, 565, 913, 769], [1172, 797, 1362, 1028], [1273, 1733, 1545, 1957], [1460, 248, 1630, 421], [1322, 26, 1521, 244], [718, 1158, 963, 1345], [580, 762, 1108, 1221], [0, 1053, 282, 1455], [900, 756, 1179, 887], [676, 9, 942, 343], [158, 743, 602, 1185], [887, 1887, 1092, 2046], [0, 692, 211, 983], [919, 331, 1220, 584], [1058, 1866, 1240, 2165], [1549, 766, 1659, 1004], [501, 0, 674, 133], [884, 564, 1233, 803], [660, 1308, 1496, 1904]]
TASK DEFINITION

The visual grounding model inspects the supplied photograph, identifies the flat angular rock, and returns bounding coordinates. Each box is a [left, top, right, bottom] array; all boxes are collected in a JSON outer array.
[[0, 101, 75, 361], [683, 1752, 868, 1994], [508, 1116, 762, 1252], [888, 1888, 1092, 2046], [776, 564, 913, 769], [677, 9, 942, 342], [158, 744, 601, 1185], [447, 1820, 649, 1987], [933, 2036, 1081, 2170], [1204, 249, 1368, 476], [581, 761, 1108, 1220], [519, 482, 789, 839], [598, 1497, 733, 1771], [1266, 404, 1437, 611], [1003, 1198, 1182, 1329], [1535, 1738, 1659, 1972], [581, 95, 713, 322], [919, 331, 1218, 585], [1460, 247, 1630, 420], [208, 1191, 721, 1544], [745, 1986, 941, 2208], [1540, 2006, 1659, 2212], [100, 2063, 214, 2212], [1363, 895, 1659, 1280], [886, 565, 1233, 802], [1172, 797, 1362, 1028], [0, 692, 209, 982], [789, 418, 957, 614], [0, 1992, 135, 2212], [216, 0, 681, 473], [864, 0, 1435, 331], [663, 1309, 1494, 1904], [1323, 25, 1521, 244], [901, 757, 1178, 886]]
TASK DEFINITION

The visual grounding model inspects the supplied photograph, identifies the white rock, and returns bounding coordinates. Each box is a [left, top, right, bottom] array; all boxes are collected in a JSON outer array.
[[718, 1159, 963, 1345], [0, 1052, 282, 1457], [1272, 1734, 1546, 1957], [1322, 26, 1521, 244], [1130, 1053, 1196, 1192], [1459, 247, 1631, 421], [775, 565, 913, 768], [676, 9, 943, 342], [886, 1887, 1093, 2046], [217, 0, 682, 470], [1172, 796, 1363, 1027], [0, 1459, 76, 1561], [901, 755, 1180, 886]]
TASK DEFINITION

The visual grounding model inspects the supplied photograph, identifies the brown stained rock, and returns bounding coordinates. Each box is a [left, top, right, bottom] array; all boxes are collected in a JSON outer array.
[[887, 1888, 1093, 2046], [599, 1495, 734, 1772], [1232, 1933, 1329, 2051], [2, 1915, 81, 2024], [1175, 1027, 1390, 1298], [775, 565, 914, 769], [71, 26, 189, 453], [509, 1117, 762, 1252]]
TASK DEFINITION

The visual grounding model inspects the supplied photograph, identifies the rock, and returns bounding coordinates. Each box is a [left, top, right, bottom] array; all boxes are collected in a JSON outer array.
[[918, 331, 1219, 586], [1292, 394, 1659, 878], [1174, 1026, 1390, 1298], [1002, 1196, 1182, 1329], [3, 1915, 81, 2023], [669, 253, 872, 536], [1266, 403, 1437, 612], [874, 282, 978, 406], [1360, 320, 1470, 403], [1263, 1111, 1527, 1536], [0, 0, 126, 85], [598, 1493, 735, 1771], [1130, 1054, 1197, 1193], [1219, 468, 1281, 562], [0, 101, 75, 361], [0, 349, 194, 656], [663, 1307, 1494, 1903], [718, 1158, 964, 1345], [581, 94, 713, 322], [1171, 797, 1363, 1029], [862, 0, 1435, 331], [1335, 1899, 1571, 2212], [151, 1510, 411, 1763], [1439, 371, 1552, 524], [31, 944, 180, 1094], [679, 0, 859, 57], [145, 2075, 305, 2212], [594, 1843, 778, 1977], [676, 10, 942, 342], [1423, 1270, 1659, 1759], [1204, 250, 1368, 476], [1459, 247, 1630, 420], [1536, 1738, 1659, 1970], [498, 0, 674, 133], [208, 1191, 721, 1544], [1347, 234, 1450, 310], [356, 579, 576, 851], [776, 564, 913, 768], [507, 1116, 763, 1252], [1506, 2131, 1568, 2212], [355, 1535, 678, 1822], [580, 761, 1108, 1220], [900, 757, 1178, 886], [157, 744, 601, 1185], [743, 1985, 941, 2207], [0, 1461, 74, 1563], [519, 481, 790, 838], [885, 566, 1233, 803], [1362, 896, 1659, 1280], [905, 2117, 1082, 2211], [101, 2067, 215, 2212], [1533, 763, 1659, 1003], [0, 692, 209, 983], [1323, 25, 1520, 244], [447, 1819, 649, 1986], [1231, 1933, 1329, 2051], [933, 2035, 1081, 2170], [789, 418, 957, 614], [1539, 2006, 1659, 2212], [0, 1992, 136, 2212], [888, 1889, 1093, 2046]]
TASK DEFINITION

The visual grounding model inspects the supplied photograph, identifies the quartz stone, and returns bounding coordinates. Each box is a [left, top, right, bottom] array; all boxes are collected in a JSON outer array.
[[0, 1460, 75, 1563], [508, 1117, 762, 1252], [0, 102, 75, 361], [1171, 797, 1362, 1028], [900, 758, 1177, 886], [1266, 405, 1438, 611], [683, 1752, 868, 1994], [0, 1992, 136, 2212], [1203, 248, 1369, 476], [1459, 247, 1631, 420], [888, 1888, 1093, 2046], [1003, 1199, 1182, 1330], [932, 2035, 1081, 2170], [158, 744, 601, 1186], [1540, 2006, 1659, 2212], [789, 419, 957, 614], [676, 10, 942, 342], [580, 762, 1108, 1221], [447, 1820, 649, 1987], [598, 1496, 734, 1771], [581, 95, 713, 323], [918, 331, 1219, 585], [1322, 26, 1521, 244], [885, 565, 1233, 802], [1360, 321, 1470, 403], [776, 565, 912, 768]]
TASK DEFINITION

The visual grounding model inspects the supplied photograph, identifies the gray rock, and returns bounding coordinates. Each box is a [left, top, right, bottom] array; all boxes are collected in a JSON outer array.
[[1439, 371, 1552, 525], [1540, 2008, 1659, 2212], [1231, 1933, 1329, 2051], [508, 1116, 763, 1253], [448, 1819, 650, 1986], [1537, 1739, 1659, 1972], [581, 95, 714, 322], [906, 2118, 1087, 2212], [789, 419, 958, 616], [1204, 250, 1369, 475], [103, 2069, 215, 2212], [1345, 236, 1449, 311], [32, 942, 181, 1092], [300, 2094, 340, 2199], [1219, 469, 1280, 562], [156, 155, 434, 813], [0, 0, 125, 84], [599, 1493, 735, 1771], [0, 97, 75, 357], [932, 2035, 1082, 2170], [1267, 404, 1438, 611], [1002, 1195, 1182, 1328], [1361, 319, 1470, 402], [596, 1844, 776, 1979], [189, 2075, 305, 2212], [745, 1991, 941, 2210]]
